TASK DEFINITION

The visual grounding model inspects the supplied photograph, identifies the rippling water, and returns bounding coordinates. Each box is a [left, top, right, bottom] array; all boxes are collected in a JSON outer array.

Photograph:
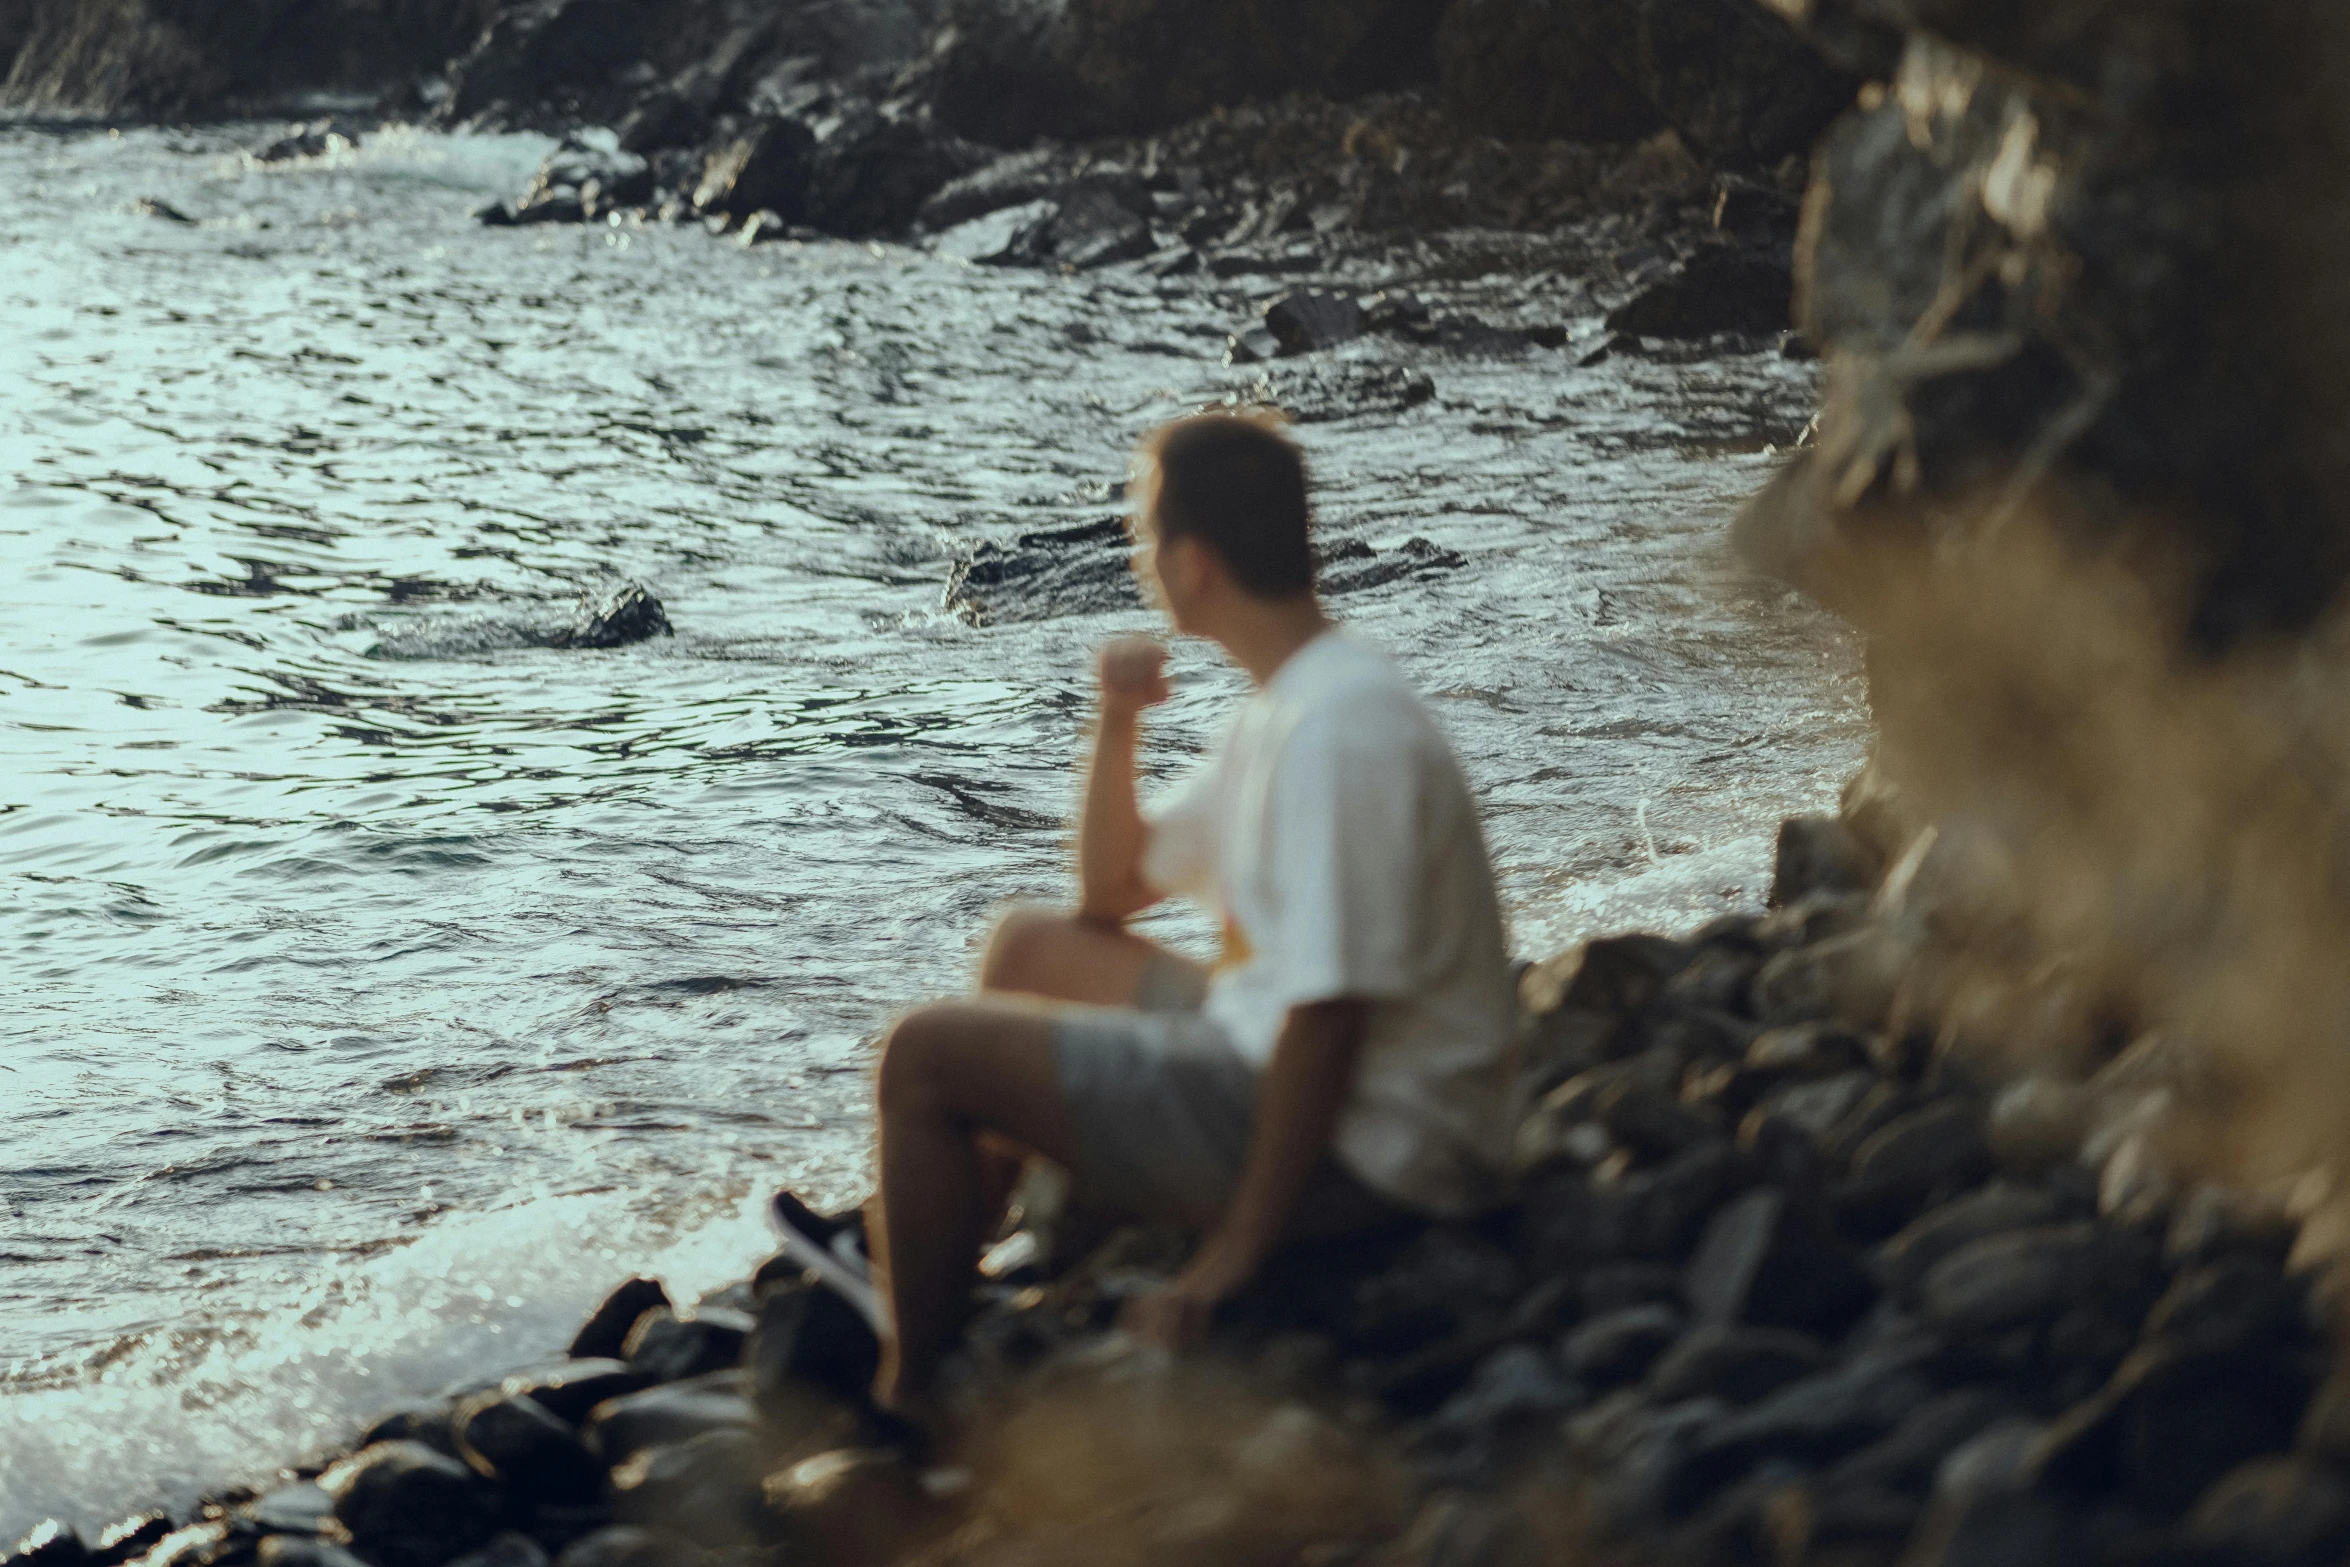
[[0, 121, 1866, 1529]]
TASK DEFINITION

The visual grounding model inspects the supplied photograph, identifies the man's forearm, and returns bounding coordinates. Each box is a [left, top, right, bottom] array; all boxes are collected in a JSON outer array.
[[1076, 707, 1151, 920], [1194, 1000, 1368, 1278]]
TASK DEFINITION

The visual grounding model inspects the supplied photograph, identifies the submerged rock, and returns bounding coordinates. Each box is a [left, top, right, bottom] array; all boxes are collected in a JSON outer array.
[[1606, 245, 1794, 339], [553, 582, 672, 650]]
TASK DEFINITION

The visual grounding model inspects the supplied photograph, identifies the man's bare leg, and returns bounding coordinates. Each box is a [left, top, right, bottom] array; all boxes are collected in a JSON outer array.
[[867, 996, 1087, 1421], [978, 904, 1186, 1005]]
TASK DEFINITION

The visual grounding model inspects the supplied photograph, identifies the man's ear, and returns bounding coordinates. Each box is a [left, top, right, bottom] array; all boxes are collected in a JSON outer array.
[[1162, 531, 1216, 602]]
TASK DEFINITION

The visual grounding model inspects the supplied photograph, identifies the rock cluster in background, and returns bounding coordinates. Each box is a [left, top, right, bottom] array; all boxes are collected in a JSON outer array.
[[9, 767, 2342, 1567]]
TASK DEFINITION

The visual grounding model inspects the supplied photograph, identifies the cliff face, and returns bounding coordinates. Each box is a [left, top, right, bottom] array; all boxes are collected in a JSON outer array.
[[0, 0, 497, 115]]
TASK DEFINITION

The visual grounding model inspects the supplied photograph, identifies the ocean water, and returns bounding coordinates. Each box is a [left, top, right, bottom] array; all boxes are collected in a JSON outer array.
[[0, 121, 1867, 1531]]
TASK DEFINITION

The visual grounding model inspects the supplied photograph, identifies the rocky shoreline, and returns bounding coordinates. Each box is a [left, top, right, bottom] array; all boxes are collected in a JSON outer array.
[[7, 779, 2343, 1567]]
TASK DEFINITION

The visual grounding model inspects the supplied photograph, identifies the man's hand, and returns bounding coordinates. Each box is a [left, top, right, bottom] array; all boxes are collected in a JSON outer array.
[[1098, 635, 1170, 718], [1120, 1237, 1256, 1351]]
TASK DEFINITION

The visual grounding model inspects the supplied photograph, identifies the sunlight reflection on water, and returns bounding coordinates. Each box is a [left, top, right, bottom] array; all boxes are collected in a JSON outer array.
[[0, 119, 1866, 1530]]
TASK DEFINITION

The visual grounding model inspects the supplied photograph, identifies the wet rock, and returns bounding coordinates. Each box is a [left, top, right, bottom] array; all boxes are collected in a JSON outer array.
[[922, 0, 1452, 145], [1032, 186, 1153, 270], [693, 120, 816, 221], [623, 1306, 753, 1382], [2184, 1456, 2350, 1565], [5, 1524, 85, 1567], [1825, 1387, 2019, 1495], [1332, 1227, 1522, 1356], [453, 1392, 603, 1504], [1670, 1349, 1937, 1510], [615, 91, 712, 156], [1986, 1079, 2090, 1175], [1579, 1395, 1730, 1526], [1433, 0, 1662, 143], [1918, 1222, 2107, 1336], [440, 1537, 546, 1567], [570, 1276, 670, 1360], [254, 1540, 368, 1567], [1685, 1188, 1874, 1334], [800, 102, 989, 237], [2032, 1345, 2318, 1511], [2142, 1258, 2306, 1358], [1579, 1261, 1685, 1316], [237, 1481, 333, 1534], [1876, 1181, 2065, 1298], [745, 1275, 881, 1410], [582, 1371, 758, 1464], [2165, 1183, 2300, 1272], [1597, 1079, 1720, 1161], [252, 119, 359, 163], [548, 1528, 670, 1567], [763, 1448, 947, 1565], [90, 1517, 171, 1567], [1564, 1303, 1684, 1388], [932, 198, 1059, 264], [1261, 290, 1365, 357], [134, 197, 195, 223], [554, 582, 671, 650], [610, 1429, 771, 1548], [499, 1359, 651, 1425], [944, 516, 1135, 625], [1423, 1344, 1585, 1466], [1607, 245, 1794, 340], [320, 1442, 498, 1567], [1373, 1493, 1546, 1567], [1842, 1097, 1990, 1222], [1770, 814, 1885, 908], [445, 0, 649, 125], [1225, 362, 1439, 427], [123, 1521, 242, 1567], [1560, 0, 1865, 165], [1648, 1323, 1828, 1404], [1906, 1490, 2078, 1567], [1751, 925, 1908, 1029]]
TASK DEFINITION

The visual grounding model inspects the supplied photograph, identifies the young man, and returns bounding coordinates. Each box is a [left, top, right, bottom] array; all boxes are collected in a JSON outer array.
[[864, 411, 1516, 1422]]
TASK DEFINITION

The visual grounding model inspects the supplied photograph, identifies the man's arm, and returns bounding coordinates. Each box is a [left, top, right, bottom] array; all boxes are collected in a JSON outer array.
[[1124, 997, 1370, 1348], [1077, 636, 1169, 923]]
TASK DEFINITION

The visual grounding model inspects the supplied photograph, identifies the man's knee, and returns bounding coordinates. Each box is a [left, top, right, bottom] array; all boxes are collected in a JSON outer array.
[[978, 904, 1073, 992], [875, 1004, 955, 1114]]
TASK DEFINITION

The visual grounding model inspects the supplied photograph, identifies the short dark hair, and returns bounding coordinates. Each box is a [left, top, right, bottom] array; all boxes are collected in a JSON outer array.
[[1136, 412, 1315, 598]]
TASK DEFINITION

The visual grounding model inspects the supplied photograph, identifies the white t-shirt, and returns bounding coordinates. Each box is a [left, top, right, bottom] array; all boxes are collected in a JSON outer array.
[[1140, 629, 1517, 1216]]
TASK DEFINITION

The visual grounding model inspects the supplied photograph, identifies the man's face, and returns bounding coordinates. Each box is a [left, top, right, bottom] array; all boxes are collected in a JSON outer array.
[[1130, 498, 1199, 632]]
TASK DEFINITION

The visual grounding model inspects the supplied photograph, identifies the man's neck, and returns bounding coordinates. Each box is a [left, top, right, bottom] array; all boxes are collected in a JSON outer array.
[[1214, 596, 1333, 687]]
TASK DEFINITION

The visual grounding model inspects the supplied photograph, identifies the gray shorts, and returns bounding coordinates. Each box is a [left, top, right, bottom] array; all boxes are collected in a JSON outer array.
[[1051, 950, 1407, 1234]]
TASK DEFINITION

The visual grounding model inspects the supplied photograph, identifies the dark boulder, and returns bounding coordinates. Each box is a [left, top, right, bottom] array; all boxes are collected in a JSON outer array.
[[549, 1528, 673, 1567], [555, 582, 672, 650], [90, 1516, 171, 1567], [2031, 1345, 2319, 1512], [745, 1275, 881, 1410], [453, 1392, 604, 1504], [1770, 814, 1886, 908], [254, 1541, 368, 1567], [570, 1275, 669, 1359], [1647, 1323, 1829, 1404], [610, 1429, 773, 1548], [445, 0, 648, 124], [582, 1371, 758, 1464], [1563, 1303, 1685, 1388], [800, 101, 990, 237], [1876, 1182, 2064, 1298], [252, 118, 361, 162], [1555, 0, 1863, 166], [2181, 1457, 2350, 1567], [1261, 290, 1365, 357], [498, 1358, 651, 1425], [5, 1524, 85, 1567], [1684, 1187, 1874, 1334], [623, 1305, 753, 1382], [921, 0, 1451, 144], [1606, 245, 1795, 339], [763, 1449, 952, 1566], [1432, 0, 1662, 144], [320, 1441, 499, 1567], [693, 119, 817, 221], [442, 1536, 547, 1567]]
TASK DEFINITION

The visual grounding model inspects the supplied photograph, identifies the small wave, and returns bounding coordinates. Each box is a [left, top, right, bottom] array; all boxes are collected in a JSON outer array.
[[0, 1190, 778, 1540]]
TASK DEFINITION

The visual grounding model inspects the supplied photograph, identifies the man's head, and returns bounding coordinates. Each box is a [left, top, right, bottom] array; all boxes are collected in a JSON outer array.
[[1131, 412, 1314, 633]]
